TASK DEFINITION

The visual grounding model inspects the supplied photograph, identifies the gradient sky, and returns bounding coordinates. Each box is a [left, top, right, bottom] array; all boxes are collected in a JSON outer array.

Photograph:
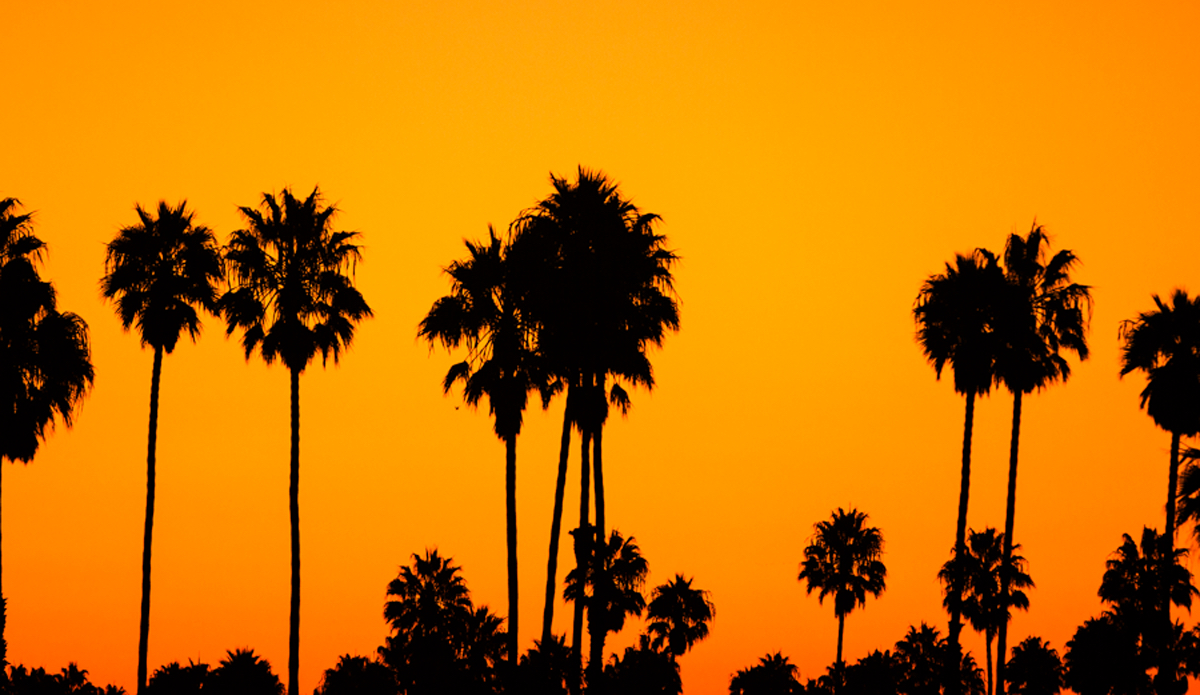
[[6, 1, 1200, 692]]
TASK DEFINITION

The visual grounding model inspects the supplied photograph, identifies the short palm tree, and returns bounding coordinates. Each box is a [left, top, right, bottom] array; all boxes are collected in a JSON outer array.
[[100, 200, 222, 695], [914, 249, 1006, 655], [0, 197, 94, 664], [381, 549, 506, 694], [1004, 637, 1063, 695], [937, 528, 1034, 695], [564, 526, 649, 686], [798, 507, 887, 666], [420, 226, 550, 667], [991, 224, 1089, 693], [728, 652, 801, 695], [219, 186, 371, 695], [645, 574, 715, 662]]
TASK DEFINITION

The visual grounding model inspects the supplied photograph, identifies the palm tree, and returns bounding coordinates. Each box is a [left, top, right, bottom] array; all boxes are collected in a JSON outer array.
[[208, 648, 284, 695], [728, 652, 802, 695], [1118, 289, 1200, 682], [0, 197, 94, 665], [564, 527, 649, 688], [990, 224, 1090, 693], [914, 249, 1006, 657], [100, 200, 223, 695], [894, 623, 986, 695], [419, 226, 550, 667], [1004, 637, 1063, 695], [219, 186, 371, 695], [511, 167, 679, 664], [380, 549, 507, 694], [798, 507, 887, 666], [645, 574, 715, 661], [937, 528, 1034, 695]]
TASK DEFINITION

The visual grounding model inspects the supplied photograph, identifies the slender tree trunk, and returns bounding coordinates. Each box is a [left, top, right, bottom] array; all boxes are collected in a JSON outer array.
[[948, 391, 976, 672], [836, 613, 845, 666], [995, 390, 1022, 695], [571, 427, 592, 693], [1, 438, 6, 667], [505, 433, 519, 668], [288, 367, 301, 695], [986, 633, 994, 695], [593, 378, 606, 543], [587, 587, 605, 694], [136, 346, 164, 695], [1162, 430, 1182, 683], [542, 403, 572, 644]]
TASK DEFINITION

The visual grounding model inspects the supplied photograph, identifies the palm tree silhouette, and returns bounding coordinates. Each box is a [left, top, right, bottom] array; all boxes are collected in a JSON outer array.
[[645, 574, 715, 662], [1100, 529, 1197, 651], [1119, 289, 1200, 684], [0, 197, 94, 665], [894, 623, 986, 695], [564, 526, 649, 688], [798, 507, 887, 667], [990, 224, 1090, 693], [208, 648, 285, 695], [937, 528, 1034, 695], [914, 249, 1006, 658], [219, 186, 371, 695], [380, 549, 507, 694], [728, 652, 802, 695], [100, 200, 223, 695], [1003, 637, 1063, 695], [512, 167, 679, 666], [419, 225, 551, 667]]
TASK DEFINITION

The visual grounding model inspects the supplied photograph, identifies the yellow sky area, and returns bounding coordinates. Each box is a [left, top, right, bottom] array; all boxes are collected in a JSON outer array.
[[6, 1, 1200, 692]]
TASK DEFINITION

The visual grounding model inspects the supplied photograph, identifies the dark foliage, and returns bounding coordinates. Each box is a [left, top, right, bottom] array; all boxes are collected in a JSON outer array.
[[599, 635, 681, 695], [728, 652, 802, 695], [313, 655, 395, 695], [2, 663, 124, 695], [1003, 637, 1062, 695]]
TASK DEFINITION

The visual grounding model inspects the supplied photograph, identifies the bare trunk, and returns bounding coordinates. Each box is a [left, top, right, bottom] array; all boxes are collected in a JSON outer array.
[[995, 390, 1022, 695], [288, 367, 300, 695], [948, 391, 976, 677], [836, 613, 845, 666], [505, 433, 519, 668], [570, 427, 592, 694], [542, 403, 572, 644], [136, 346, 164, 695], [986, 633, 994, 695], [1162, 430, 1181, 684]]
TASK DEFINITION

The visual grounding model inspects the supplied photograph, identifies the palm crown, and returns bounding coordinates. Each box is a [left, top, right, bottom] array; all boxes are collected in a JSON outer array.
[[100, 201, 223, 352], [937, 528, 1033, 639], [0, 198, 94, 464], [1118, 289, 1200, 437], [993, 224, 1091, 394], [645, 573, 715, 659], [220, 187, 372, 371], [799, 507, 887, 619]]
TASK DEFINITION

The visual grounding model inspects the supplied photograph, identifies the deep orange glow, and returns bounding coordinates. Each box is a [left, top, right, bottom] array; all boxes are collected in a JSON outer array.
[[6, 1, 1200, 692]]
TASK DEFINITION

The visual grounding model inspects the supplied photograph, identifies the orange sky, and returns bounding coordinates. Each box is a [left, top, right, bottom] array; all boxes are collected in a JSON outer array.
[[6, 1, 1200, 692]]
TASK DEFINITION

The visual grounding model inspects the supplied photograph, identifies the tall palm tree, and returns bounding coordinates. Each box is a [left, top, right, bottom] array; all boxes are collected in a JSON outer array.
[[1118, 288, 1200, 681], [511, 167, 679, 663], [914, 249, 1006, 658], [798, 507, 887, 666], [0, 197, 94, 664], [219, 186, 371, 695], [564, 527, 649, 688], [937, 528, 1034, 695], [100, 200, 223, 695], [991, 224, 1090, 693], [645, 574, 715, 661], [419, 225, 551, 667]]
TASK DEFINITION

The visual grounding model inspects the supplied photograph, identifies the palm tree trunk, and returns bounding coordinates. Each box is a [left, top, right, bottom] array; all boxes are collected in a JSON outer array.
[[136, 346, 164, 695], [836, 613, 845, 665], [593, 377, 606, 543], [542, 403, 572, 644], [995, 389, 1022, 695], [571, 427, 592, 692], [1163, 430, 1181, 681], [505, 433, 519, 669], [288, 366, 301, 695], [1, 434, 6, 667], [986, 633, 994, 695], [948, 391, 976, 666], [587, 591, 605, 693]]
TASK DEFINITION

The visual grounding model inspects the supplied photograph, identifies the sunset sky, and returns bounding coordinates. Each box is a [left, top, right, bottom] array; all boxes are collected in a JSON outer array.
[[6, 1, 1200, 692]]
